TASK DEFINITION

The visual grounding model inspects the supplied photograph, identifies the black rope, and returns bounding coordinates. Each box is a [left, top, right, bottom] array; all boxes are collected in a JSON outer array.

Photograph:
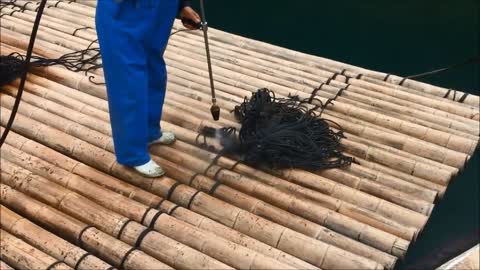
[[168, 205, 181, 214], [155, 198, 166, 209], [208, 181, 222, 195], [46, 261, 64, 270], [116, 219, 134, 239], [119, 247, 136, 270], [77, 225, 95, 249], [187, 190, 202, 209], [166, 182, 181, 200], [74, 252, 92, 270], [340, 69, 347, 75], [188, 173, 201, 186], [308, 83, 325, 103], [444, 89, 452, 98], [458, 93, 469, 103], [209, 88, 352, 171], [140, 207, 153, 225], [134, 228, 154, 248], [148, 211, 163, 228], [404, 56, 480, 80], [72, 26, 92, 36]]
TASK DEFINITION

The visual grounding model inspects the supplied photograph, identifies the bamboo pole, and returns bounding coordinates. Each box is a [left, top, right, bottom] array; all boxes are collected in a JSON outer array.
[[0, 183, 175, 270], [168, 31, 479, 121], [161, 121, 437, 215], [1, 134, 318, 270], [0, 109, 397, 267], [0, 229, 73, 270], [1, 76, 435, 229], [0, 95, 416, 250], [163, 47, 478, 156], [2, 159, 290, 270], [182, 21, 479, 107], [2, 131, 395, 270], [0, 205, 113, 270], [0, 154, 380, 270], [13, 1, 96, 28], [166, 39, 479, 136], [0, 261, 14, 270]]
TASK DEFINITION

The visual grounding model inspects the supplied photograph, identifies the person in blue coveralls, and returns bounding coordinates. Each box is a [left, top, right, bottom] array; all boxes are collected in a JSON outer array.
[[95, 0, 200, 177]]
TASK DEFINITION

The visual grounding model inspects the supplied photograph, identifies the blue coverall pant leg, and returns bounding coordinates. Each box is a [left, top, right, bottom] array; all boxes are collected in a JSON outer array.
[[95, 0, 178, 166]]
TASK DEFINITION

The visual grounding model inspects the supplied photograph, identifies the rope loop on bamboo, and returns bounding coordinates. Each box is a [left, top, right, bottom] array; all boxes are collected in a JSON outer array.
[[383, 74, 391, 81], [308, 83, 325, 104], [340, 68, 348, 75], [134, 228, 154, 248], [168, 205, 181, 215], [46, 260, 64, 270], [74, 252, 92, 270], [47, 1, 62, 9], [458, 92, 469, 103], [118, 247, 137, 270], [166, 182, 181, 200], [72, 26, 93, 37], [77, 225, 95, 249], [188, 173, 202, 186], [140, 207, 153, 225], [186, 190, 202, 209], [154, 198, 166, 210], [116, 219, 134, 240], [148, 211, 164, 228]]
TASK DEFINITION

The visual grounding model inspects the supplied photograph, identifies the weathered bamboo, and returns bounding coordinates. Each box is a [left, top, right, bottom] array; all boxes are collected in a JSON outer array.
[[160, 104, 434, 219], [0, 157, 380, 270], [3, 160, 287, 270], [163, 47, 478, 156], [2, 146, 304, 270], [2, 131, 394, 269], [1, 79, 434, 230], [183, 22, 479, 107], [0, 111, 395, 267], [12, 1, 96, 28], [0, 229, 73, 270], [168, 31, 479, 121], [0, 183, 174, 270], [166, 39, 479, 136], [0, 205, 113, 270], [1, 134, 318, 270], [161, 83, 458, 185], [162, 120, 439, 203], [0, 96, 415, 252], [0, 260, 14, 270]]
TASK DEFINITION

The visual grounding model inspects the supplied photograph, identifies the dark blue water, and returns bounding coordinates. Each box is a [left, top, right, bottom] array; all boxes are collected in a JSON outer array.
[[195, 0, 479, 268]]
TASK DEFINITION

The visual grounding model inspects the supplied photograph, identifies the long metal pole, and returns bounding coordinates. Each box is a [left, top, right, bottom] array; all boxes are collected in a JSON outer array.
[[199, 0, 216, 105]]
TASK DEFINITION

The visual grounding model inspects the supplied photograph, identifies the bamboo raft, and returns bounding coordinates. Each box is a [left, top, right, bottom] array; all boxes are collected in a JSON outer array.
[[0, 1, 479, 269]]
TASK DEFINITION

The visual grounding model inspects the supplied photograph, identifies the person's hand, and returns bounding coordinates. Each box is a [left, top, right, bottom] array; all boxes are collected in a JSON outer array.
[[180, 6, 201, 29]]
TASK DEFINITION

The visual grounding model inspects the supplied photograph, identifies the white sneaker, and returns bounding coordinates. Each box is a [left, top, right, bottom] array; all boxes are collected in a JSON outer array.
[[149, 132, 176, 145], [134, 159, 165, 178]]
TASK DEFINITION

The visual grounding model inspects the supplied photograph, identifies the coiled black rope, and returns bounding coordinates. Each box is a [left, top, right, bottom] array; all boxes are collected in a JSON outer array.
[[201, 88, 353, 171]]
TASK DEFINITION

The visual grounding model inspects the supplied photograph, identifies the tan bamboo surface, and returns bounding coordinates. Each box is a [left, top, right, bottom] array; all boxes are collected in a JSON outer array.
[[0, 184, 174, 270], [0, 105, 388, 269], [436, 244, 480, 270], [0, 85, 429, 235], [0, 205, 113, 270], [0, 89, 414, 257], [0, 130, 395, 270], [0, 134, 318, 270], [0, 229, 73, 270], [1, 1, 479, 269], [0, 159, 295, 270], [0, 260, 14, 270]]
